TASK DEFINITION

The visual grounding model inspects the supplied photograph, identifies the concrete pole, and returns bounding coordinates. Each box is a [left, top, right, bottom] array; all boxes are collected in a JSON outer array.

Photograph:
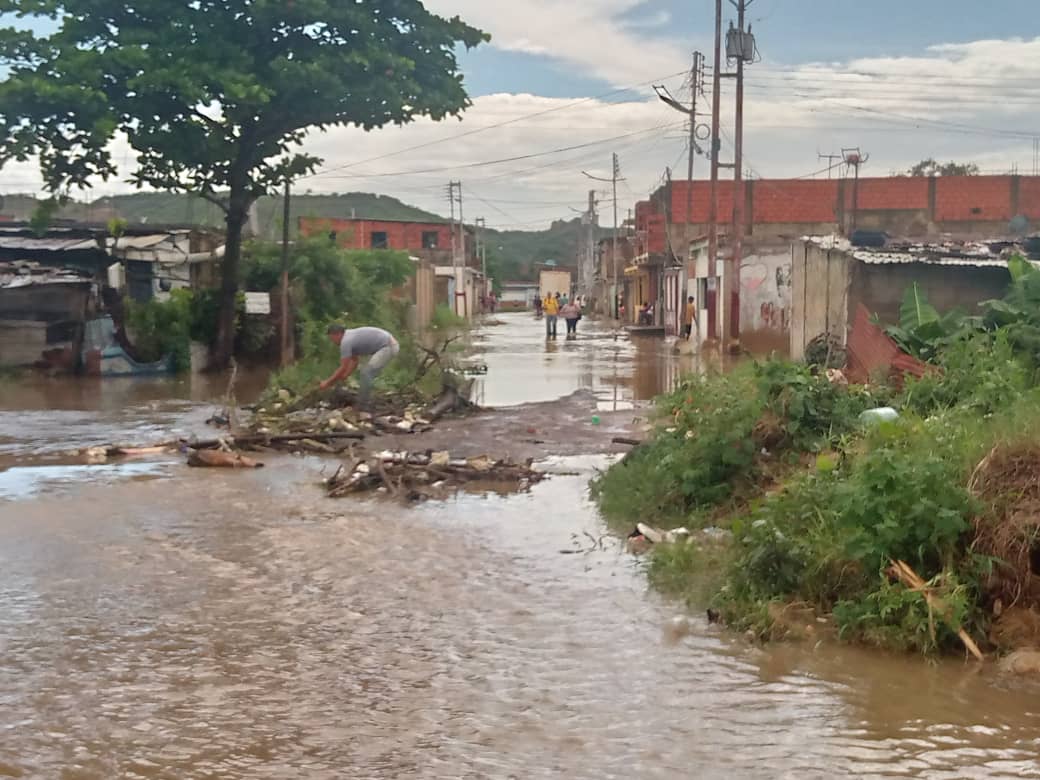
[[708, 0, 722, 340], [279, 179, 291, 366], [727, 0, 747, 347], [612, 152, 619, 321]]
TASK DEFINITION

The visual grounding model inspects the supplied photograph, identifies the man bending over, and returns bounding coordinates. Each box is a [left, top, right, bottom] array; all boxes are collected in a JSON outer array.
[[319, 323, 400, 408]]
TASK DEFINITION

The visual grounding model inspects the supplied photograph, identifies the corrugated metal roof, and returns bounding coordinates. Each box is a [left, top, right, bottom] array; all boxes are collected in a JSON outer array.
[[0, 236, 98, 251], [802, 235, 1039, 270], [851, 251, 1013, 268], [111, 234, 173, 249]]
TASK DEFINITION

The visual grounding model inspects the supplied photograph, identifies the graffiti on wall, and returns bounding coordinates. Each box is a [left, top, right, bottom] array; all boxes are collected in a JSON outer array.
[[740, 255, 792, 334]]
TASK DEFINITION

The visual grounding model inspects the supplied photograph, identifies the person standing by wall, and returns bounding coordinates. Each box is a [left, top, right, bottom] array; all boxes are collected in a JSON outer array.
[[543, 293, 560, 339], [684, 296, 697, 341]]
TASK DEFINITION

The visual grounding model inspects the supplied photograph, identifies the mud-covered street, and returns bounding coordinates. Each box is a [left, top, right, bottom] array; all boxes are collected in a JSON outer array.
[[2, 314, 1039, 779]]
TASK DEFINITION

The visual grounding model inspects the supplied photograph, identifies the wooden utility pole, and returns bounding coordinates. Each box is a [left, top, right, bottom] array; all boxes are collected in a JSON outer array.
[[279, 179, 291, 366]]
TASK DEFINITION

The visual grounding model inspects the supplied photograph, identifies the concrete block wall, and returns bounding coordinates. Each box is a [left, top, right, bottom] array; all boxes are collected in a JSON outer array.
[[299, 217, 456, 253], [648, 175, 1040, 250]]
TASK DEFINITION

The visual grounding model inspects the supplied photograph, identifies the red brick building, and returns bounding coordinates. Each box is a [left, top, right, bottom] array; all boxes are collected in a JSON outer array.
[[625, 174, 1040, 345], [636, 174, 1040, 255], [298, 217, 477, 266]]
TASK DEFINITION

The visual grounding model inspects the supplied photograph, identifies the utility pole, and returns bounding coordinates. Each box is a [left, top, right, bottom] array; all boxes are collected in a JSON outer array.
[[842, 148, 868, 234], [475, 216, 487, 309], [588, 189, 597, 300], [583, 155, 624, 321], [457, 183, 466, 265], [705, 0, 758, 346], [687, 52, 703, 225], [279, 179, 291, 366], [447, 181, 458, 268], [708, 0, 723, 342], [728, 0, 755, 348], [655, 52, 704, 243]]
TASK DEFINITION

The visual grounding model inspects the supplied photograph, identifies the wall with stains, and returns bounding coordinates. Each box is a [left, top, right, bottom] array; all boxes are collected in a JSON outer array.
[[739, 248, 792, 351]]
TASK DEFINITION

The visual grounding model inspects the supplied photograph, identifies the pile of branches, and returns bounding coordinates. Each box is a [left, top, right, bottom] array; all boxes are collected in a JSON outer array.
[[970, 443, 1040, 607], [326, 450, 544, 502]]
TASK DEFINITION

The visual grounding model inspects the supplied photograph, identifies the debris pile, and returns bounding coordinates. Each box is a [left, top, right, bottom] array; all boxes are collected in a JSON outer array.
[[249, 380, 476, 444], [970, 443, 1040, 609], [325, 450, 543, 502]]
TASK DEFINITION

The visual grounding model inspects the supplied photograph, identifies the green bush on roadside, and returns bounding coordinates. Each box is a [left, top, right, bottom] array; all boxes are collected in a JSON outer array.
[[591, 359, 881, 528]]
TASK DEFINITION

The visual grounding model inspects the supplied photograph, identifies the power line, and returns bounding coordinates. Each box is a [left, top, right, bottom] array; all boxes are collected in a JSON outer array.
[[749, 65, 1040, 84], [313, 122, 683, 180], [303, 69, 689, 179]]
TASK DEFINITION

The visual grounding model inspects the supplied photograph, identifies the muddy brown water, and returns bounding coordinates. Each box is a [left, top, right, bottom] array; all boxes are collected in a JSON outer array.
[[1, 314, 1039, 779]]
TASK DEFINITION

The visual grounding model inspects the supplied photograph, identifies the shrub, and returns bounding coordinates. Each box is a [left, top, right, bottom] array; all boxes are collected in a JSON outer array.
[[242, 236, 414, 326], [900, 331, 1027, 416], [591, 367, 763, 525], [125, 292, 193, 370]]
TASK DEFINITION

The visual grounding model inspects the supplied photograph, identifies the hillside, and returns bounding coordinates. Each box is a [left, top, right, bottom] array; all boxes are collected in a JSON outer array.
[[1, 190, 602, 280]]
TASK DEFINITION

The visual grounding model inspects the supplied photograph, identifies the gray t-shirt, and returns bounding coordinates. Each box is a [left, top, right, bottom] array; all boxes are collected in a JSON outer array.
[[339, 327, 393, 358]]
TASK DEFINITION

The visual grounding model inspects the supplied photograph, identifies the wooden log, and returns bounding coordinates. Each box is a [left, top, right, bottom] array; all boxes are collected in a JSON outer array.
[[186, 430, 365, 450], [425, 386, 459, 422], [611, 437, 643, 447], [187, 449, 264, 469]]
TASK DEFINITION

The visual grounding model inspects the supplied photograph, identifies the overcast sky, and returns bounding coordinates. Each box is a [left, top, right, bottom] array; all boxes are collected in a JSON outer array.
[[2, 1, 1040, 229]]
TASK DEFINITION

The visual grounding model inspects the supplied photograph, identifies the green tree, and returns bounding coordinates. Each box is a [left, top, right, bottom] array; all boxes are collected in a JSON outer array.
[[242, 235, 413, 325], [907, 158, 980, 177], [0, 1, 486, 366]]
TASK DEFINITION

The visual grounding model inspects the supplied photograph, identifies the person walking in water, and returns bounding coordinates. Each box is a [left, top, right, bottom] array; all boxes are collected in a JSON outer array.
[[684, 295, 697, 340], [320, 323, 400, 408], [560, 298, 581, 339], [543, 293, 559, 339]]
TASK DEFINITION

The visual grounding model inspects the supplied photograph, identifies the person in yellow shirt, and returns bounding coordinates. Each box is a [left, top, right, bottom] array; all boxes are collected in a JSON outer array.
[[543, 293, 560, 338], [683, 296, 697, 340]]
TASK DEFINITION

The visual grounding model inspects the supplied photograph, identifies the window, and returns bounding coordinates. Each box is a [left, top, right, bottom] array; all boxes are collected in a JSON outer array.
[[370, 231, 389, 249], [422, 231, 439, 249]]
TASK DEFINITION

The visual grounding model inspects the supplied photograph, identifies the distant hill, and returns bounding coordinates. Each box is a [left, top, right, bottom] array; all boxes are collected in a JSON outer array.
[[1, 190, 605, 281]]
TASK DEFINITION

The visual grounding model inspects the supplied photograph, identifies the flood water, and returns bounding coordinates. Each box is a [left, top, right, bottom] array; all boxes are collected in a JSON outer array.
[[1, 313, 1038, 779]]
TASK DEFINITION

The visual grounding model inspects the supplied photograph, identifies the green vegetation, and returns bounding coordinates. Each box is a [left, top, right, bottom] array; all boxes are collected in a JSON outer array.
[[592, 361, 881, 526], [4, 190, 588, 285], [906, 158, 980, 177], [124, 288, 228, 371], [243, 235, 458, 403], [1, 0, 486, 367], [596, 254, 1040, 656]]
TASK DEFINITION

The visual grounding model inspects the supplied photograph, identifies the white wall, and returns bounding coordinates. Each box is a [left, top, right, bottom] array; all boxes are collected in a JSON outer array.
[[739, 249, 792, 337]]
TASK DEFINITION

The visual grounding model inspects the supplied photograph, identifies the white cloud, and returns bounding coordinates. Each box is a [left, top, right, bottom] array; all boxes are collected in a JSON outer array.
[[423, 0, 689, 85], [4, 30, 1040, 230]]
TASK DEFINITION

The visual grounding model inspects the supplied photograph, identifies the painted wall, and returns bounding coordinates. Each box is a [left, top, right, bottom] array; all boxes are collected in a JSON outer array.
[[739, 249, 792, 351]]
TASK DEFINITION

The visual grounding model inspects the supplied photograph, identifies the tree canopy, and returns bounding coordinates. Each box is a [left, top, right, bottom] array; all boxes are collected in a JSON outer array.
[[906, 158, 981, 177], [0, 0, 486, 364]]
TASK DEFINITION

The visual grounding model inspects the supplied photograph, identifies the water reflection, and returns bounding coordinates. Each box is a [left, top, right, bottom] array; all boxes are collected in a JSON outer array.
[[472, 313, 697, 409]]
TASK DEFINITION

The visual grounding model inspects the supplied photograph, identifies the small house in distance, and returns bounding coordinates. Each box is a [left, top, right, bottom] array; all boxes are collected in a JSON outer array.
[[789, 235, 1026, 363], [499, 281, 539, 311]]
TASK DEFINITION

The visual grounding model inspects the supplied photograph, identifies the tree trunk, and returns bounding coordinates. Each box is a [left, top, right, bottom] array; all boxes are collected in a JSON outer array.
[[212, 198, 249, 369]]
